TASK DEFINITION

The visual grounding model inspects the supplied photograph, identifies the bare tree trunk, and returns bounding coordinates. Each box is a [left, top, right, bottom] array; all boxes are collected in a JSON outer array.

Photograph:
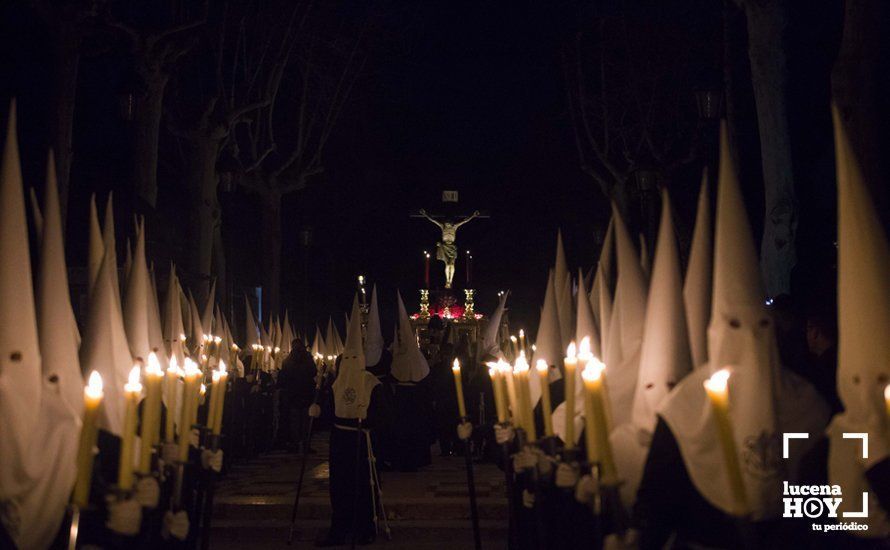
[[131, 74, 168, 209], [831, 0, 887, 217], [744, 0, 797, 297], [260, 190, 282, 315], [188, 138, 221, 302], [49, 28, 80, 228]]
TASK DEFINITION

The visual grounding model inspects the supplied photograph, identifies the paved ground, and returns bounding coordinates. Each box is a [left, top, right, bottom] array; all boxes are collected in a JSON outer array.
[[211, 432, 509, 549]]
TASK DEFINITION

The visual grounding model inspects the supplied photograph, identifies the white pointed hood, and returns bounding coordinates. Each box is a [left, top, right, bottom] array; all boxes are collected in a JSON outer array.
[[202, 279, 216, 336], [605, 204, 647, 428], [147, 264, 167, 368], [244, 295, 260, 347], [630, 190, 691, 433], [365, 285, 384, 365], [530, 271, 564, 406], [0, 103, 43, 499], [187, 291, 204, 349], [575, 268, 600, 357], [592, 219, 615, 360], [553, 231, 574, 349], [684, 172, 713, 368], [281, 311, 295, 354], [659, 122, 828, 519], [163, 265, 186, 363], [80, 238, 134, 436], [482, 290, 510, 357], [639, 234, 650, 279], [327, 317, 343, 356], [332, 295, 380, 419], [828, 107, 890, 536], [36, 151, 84, 415], [391, 291, 430, 382], [28, 187, 43, 242], [13, 151, 82, 550], [87, 194, 103, 298], [102, 193, 120, 297], [311, 325, 326, 357], [123, 220, 151, 362]]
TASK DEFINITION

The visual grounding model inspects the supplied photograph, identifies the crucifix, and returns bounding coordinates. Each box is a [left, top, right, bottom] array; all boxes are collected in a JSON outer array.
[[412, 208, 486, 289]]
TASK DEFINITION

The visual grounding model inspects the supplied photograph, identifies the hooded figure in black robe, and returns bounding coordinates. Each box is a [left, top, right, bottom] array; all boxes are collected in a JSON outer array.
[[388, 291, 433, 471], [318, 296, 391, 547]]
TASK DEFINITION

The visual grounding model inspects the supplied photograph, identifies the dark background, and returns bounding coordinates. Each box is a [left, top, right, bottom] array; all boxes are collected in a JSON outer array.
[[1, 0, 866, 339]]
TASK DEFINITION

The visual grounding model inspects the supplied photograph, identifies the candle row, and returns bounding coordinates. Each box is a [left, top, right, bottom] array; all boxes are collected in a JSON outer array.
[[72, 351, 230, 507]]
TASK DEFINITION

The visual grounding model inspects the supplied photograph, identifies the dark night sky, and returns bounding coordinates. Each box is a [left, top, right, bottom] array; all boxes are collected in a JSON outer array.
[[286, 2, 618, 333], [0, 1, 723, 338]]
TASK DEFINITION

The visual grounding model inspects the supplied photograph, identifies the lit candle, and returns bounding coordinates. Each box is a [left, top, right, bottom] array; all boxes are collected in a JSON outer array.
[[500, 360, 518, 422], [138, 353, 163, 475], [518, 329, 526, 354], [564, 342, 578, 449], [581, 358, 617, 483], [487, 365, 507, 423], [703, 369, 748, 515], [514, 354, 536, 440], [510, 335, 519, 359], [212, 362, 228, 436], [164, 356, 179, 443], [177, 359, 201, 462], [207, 370, 221, 432], [536, 360, 553, 437], [73, 372, 103, 507], [424, 251, 430, 288], [452, 359, 467, 418], [118, 366, 143, 491]]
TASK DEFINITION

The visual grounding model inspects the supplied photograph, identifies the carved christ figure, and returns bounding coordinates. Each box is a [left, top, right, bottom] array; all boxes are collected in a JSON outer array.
[[418, 209, 481, 288]]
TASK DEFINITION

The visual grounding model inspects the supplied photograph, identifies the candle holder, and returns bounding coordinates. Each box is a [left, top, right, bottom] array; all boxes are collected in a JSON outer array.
[[419, 289, 430, 319], [463, 289, 475, 320]]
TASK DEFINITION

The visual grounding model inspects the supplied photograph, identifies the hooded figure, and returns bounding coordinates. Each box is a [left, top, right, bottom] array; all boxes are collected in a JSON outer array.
[[389, 291, 433, 471], [610, 190, 692, 507], [636, 123, 829, 548], [825, 108, 890, 537], [364, 285, 389, 377], [684, 172, 712, 369], [481, 290, 510, 358], [321, 295, 389, 546]]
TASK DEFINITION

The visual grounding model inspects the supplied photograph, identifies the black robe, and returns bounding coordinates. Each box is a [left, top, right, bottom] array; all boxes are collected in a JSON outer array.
[[390, 378, 433, 470], [326, 383, 393, 542], [635, 417, 812, 549]]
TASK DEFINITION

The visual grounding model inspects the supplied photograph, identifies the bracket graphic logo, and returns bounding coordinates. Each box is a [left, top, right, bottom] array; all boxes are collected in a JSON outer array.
[[781, 432, 870, 531]]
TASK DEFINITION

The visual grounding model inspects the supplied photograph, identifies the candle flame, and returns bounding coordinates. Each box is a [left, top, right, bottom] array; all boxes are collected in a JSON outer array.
[[581, 357, 606, 382], [488, 366, 498, 379], [704, 368, 731, 393], [531, 344, 537, 352], [578, 336, 592, 359], [86, 371, 103, 398], [184, 358, 201, 377], [200, 384, 207, 396], [566, 341, 577, 360], [126, 365, 142, 392], [180, 333, 187, 342], [519, 329, 524, 338], [219, 360, 227, 375], [167, 354, 179, 373], [510, 335, 517, 343], [883, 383, 889, 402], [146, 352, 163, 376], [214, 336, 222, 344], [535, 359, 549, 374], [452, 358, 461, 372], [514, 353, 529, 372]]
